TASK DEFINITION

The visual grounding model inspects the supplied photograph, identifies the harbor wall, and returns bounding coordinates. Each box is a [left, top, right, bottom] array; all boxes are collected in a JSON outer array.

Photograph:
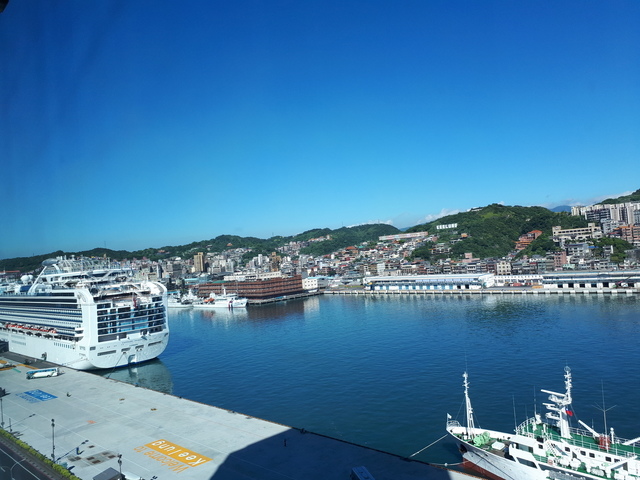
[[324, 287, 638, 296]]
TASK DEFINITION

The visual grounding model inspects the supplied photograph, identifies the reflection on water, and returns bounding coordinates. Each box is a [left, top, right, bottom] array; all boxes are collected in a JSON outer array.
[[197, 308, 249, 325], [92, 358, 173, 394]]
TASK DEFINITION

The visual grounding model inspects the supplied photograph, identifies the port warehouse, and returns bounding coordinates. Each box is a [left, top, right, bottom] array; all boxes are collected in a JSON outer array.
[[364, 271, 640, 291]]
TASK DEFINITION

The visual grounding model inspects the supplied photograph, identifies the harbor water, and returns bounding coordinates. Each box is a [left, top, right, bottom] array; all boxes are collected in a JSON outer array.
[[96, 293, 640, 468]]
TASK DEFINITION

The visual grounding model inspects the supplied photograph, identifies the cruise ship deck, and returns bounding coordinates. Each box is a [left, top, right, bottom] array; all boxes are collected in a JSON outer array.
[[0, 354, 478, 480]]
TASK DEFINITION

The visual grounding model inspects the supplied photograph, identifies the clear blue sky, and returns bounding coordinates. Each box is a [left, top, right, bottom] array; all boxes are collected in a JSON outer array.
[[1, 1, 639, 259]]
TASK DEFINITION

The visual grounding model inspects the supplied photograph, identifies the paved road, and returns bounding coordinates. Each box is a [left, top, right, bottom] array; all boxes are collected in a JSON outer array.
[[0, 433, 66, 480]]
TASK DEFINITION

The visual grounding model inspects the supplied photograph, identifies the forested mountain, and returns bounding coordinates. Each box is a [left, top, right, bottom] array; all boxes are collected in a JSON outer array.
[[298, 224, 400, 256], [406, 204, 588, 260]]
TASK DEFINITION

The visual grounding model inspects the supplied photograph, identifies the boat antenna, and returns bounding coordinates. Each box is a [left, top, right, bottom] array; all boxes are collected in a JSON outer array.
[[512, 395, 517, 433], [594, 380, 616, 440]]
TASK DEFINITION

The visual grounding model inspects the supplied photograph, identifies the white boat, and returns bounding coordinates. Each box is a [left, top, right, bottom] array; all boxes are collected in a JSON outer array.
[[167, 289, 197, 308], [447, 368, 640, 480], [0, 256, 169, 371], [193, 288, 247, 309]]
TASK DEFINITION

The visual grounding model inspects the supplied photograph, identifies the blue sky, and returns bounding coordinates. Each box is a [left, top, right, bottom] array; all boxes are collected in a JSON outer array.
[[1, 1, 639, 259]]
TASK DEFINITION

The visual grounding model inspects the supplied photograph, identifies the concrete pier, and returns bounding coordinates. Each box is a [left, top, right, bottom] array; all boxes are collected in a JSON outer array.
[[0, 355, 478, 480], [324, 287, 639, 296]]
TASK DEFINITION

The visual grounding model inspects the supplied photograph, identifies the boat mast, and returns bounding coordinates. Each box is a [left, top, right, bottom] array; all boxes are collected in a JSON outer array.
[[463, 372, 475, 432], [542, 366, 573, 438]]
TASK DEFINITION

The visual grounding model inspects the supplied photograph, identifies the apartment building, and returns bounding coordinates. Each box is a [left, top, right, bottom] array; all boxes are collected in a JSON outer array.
[[609, 225, 640, 246], [572, 202, 640, 226], [552, 223, 602, 242]]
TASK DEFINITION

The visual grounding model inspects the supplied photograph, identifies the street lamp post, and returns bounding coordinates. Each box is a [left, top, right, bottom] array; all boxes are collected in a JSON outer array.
[[117, 454, 122, 479], [51, 419, 55, 462], [0, 387, 8, 429], [9, 413, 35, 434]]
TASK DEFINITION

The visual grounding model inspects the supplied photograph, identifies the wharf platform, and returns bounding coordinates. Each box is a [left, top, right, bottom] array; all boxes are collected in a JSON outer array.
[[0, 354, 478, 480], [247, 291, 321, 305], [325, 287, 638, 296]]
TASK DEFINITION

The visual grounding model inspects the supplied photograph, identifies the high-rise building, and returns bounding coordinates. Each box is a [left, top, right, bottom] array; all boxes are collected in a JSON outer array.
[[572, 202, 640, 226], [194, 252, 205, 273]]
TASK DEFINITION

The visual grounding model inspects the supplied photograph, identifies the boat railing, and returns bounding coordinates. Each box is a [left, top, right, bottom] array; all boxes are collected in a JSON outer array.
[[564, 426, 640, 456], [516, 416, 538, 435], [517, 418, 640, 457], [447, 419, 463, 430]]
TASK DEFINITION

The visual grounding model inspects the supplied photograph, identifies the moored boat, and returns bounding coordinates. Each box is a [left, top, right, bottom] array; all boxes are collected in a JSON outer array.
[[168, 289, 198, 308], [447, 368, 640, 480], [193, 288, 247, 309]]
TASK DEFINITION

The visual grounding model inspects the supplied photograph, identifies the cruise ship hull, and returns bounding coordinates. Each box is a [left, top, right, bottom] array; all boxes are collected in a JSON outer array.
[[0, 329, 168, 370]]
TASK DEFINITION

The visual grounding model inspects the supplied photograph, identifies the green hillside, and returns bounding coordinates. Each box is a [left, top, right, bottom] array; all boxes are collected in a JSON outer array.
[[298, 224, 400, 257], [600, 188, 640, 205], [406, 204, 588, 260]]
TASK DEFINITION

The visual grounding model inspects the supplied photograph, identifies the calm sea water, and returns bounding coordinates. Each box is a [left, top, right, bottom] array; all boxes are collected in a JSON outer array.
[[96, 293, 640, 468]]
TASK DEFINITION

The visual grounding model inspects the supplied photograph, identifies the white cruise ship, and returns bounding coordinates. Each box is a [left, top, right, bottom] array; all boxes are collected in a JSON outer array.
[[0, 256, 169, 370]]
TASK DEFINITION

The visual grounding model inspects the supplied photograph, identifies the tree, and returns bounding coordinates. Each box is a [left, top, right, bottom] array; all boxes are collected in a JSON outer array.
[[591, 237, 633, 264]]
